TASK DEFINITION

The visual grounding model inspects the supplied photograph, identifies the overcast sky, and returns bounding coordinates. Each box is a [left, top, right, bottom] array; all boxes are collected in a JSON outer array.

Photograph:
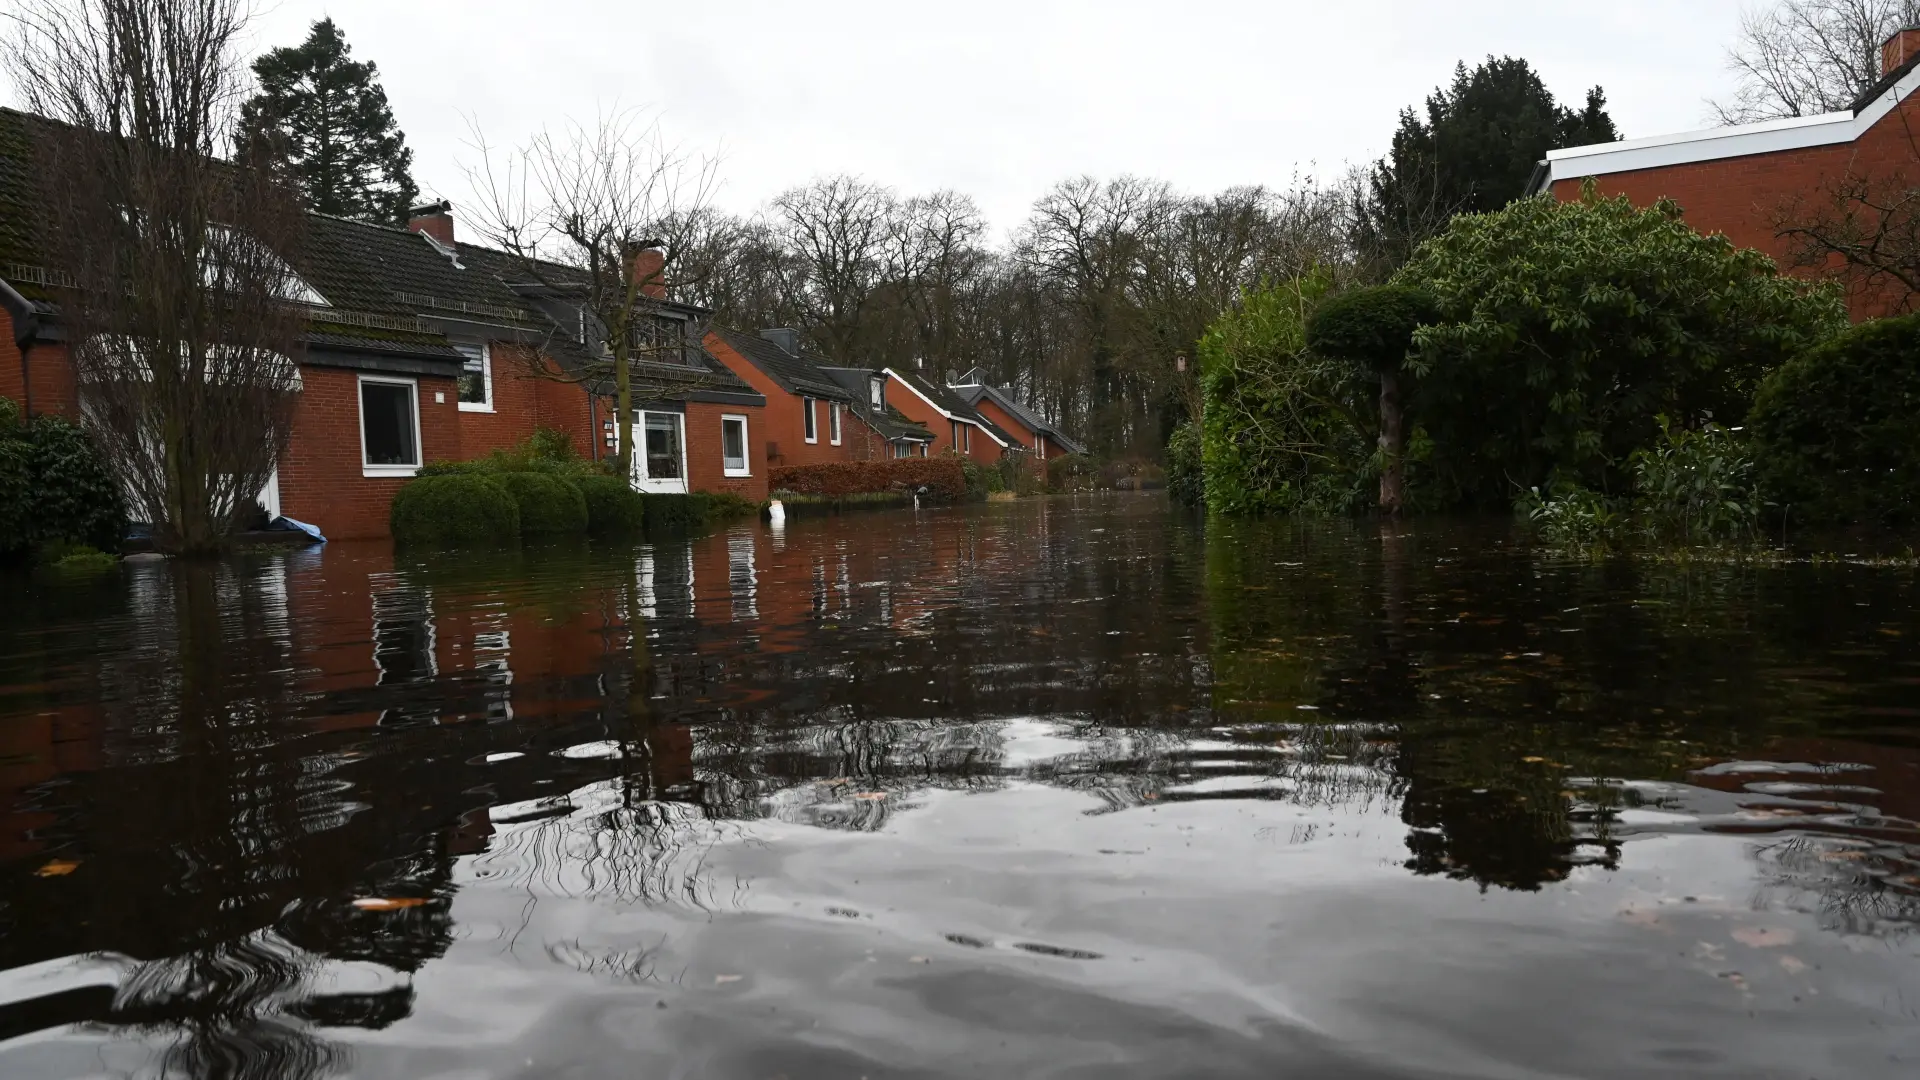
[[21, 1, 1760, 238]]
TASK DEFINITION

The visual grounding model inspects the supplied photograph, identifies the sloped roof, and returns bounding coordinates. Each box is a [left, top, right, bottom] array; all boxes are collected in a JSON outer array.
[[890, 366, 1036, 449], [950, 378, 1086, 455], [0, 106, 754, 399], [1530, 51, 1920, 193], [709, 325, 851, 400], [819, 366, 933, 443]]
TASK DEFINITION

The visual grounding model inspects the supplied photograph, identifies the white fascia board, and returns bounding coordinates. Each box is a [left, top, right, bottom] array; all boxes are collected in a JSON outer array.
[[885, 368, 1006, 444], [1536, 65, 1920, 190]]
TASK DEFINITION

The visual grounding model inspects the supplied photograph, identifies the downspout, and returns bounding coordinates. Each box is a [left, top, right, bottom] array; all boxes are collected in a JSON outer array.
[[0, 277, 41, 416]]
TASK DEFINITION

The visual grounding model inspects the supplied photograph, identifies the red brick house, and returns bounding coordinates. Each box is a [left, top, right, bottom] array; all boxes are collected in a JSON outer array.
[[883, 365, 1023, 463], [703, 326, 932, 465], [947, 368, 1085, 462], [0, 108, 767, 541], [1530, 27, 1920, 318]]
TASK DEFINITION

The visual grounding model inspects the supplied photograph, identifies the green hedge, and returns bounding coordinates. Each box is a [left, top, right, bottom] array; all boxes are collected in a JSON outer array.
[[1, 399, 126, 562], [1751, 313, 1920, 525], [574, 474, 647, 535], [493, 471, 589, 536], [644, 492, 712, 533], [390, 474, 522, 547]]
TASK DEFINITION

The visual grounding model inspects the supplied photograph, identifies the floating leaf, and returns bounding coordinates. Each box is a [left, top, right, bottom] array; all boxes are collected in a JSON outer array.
[[714, 974, 743, 985], [35, 859, 80, 877], [851, 792, 888, 801], [1732, 926, 1796, 949], [351, 897, 429, 911], [1522, 756, 1546, 764]]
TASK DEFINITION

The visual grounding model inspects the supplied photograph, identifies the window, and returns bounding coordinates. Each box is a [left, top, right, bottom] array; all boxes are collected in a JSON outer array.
[[950, 420, 959, 448], [644, 412, 684, 481], [829, 402, 842, 444], [962, 425, 972, 453], [359, 376, 420, 476], [802, 397, 818, 443], [722, 414, 751, 476], [454, 340, 491, 411], [870, 377, 885, 409]]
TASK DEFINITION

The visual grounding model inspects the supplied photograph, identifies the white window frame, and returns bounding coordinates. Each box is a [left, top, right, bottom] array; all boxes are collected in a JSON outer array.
[[829, 402, 842, 445], [634, 410, 689, 494], [454, 340, 493, 413], [358, 374, 422, 478], [721, 413, 752, 477], [802, 396, 818, 443], [962, 425, 972, 453], [870, 377, 885, 409]]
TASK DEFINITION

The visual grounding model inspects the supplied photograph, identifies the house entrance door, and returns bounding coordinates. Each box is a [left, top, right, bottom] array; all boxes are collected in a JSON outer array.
[[633, 411, 688, 494]]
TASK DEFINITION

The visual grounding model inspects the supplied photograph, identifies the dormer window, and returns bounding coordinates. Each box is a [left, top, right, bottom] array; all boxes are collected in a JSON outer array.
[[869, 377, 884, 409]]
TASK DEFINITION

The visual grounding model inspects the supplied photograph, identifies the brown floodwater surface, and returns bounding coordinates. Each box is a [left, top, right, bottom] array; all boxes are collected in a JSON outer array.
[[1, 495, 1917, 1078]]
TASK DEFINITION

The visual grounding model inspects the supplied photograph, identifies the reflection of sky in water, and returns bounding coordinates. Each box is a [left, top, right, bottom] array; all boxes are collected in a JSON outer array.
[[1, 499, 1918, 1078]]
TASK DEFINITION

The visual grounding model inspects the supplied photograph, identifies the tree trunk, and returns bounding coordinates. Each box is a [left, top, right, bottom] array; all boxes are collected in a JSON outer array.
[[1378, 370, 1405, 517], [614, 337, 634, 485]]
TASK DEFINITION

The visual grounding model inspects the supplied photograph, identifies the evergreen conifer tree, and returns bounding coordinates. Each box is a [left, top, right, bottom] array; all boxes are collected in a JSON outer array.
[[240, 19, 419, 224], [1359, 58, 1618, 274]]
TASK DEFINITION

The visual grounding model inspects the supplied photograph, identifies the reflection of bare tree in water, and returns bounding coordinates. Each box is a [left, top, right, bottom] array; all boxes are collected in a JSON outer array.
[[105, 933, 336, 1080], [1748, 832, 1920, 938]]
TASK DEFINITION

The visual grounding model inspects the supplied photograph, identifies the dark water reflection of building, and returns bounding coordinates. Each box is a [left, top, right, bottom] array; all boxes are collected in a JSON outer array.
[[1, 498, 1918, 1076]]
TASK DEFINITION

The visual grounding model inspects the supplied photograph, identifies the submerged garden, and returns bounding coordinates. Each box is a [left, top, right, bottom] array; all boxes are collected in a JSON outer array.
[[1174, 184, 1919, 552]]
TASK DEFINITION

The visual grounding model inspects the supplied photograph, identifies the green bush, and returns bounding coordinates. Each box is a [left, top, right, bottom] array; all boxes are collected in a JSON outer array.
[[1629, 419, 1763, 542], [1398, 185, 1846, 507], [573, 474, 646, 535], [1198, 270, 1375, 515], [1750, 313, 1920, 525], [45, 544, 121, 575], [390, 474, 522, 548], [1167, 421, 1204, 506], [1518, 485, 1623, 548], [705, 492, 760, 522], [644, 492, 711, 533], [1, 400, 127, 562], [493, 471, 589, 536], [1046, 453, 1100, 492], [1304, 285, 1438, 373]]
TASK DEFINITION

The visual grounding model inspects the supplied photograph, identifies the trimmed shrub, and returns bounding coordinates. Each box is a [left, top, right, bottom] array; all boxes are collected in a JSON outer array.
[[705, 492, 760, 521], [644, 492, 712, 533], [574, 474, 647, 535], [1305, 285, 1439, 373], [770, 459, 968, 503], [391, 474, 522, 548], [1, 400, 127, 562], [1750, 312, 1920, 525], [493, 471, 589, 536]]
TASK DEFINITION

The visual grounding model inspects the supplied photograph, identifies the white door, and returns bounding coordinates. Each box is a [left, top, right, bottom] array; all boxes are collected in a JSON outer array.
[[632, 411, 688, 494]]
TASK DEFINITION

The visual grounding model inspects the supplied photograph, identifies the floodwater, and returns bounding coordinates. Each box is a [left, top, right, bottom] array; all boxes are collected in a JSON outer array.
[[1, 497, 1917, 1079]]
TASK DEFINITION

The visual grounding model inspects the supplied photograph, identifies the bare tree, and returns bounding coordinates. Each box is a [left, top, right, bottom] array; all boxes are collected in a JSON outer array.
[[767, 175, 903, 362], [463, 110, 717, 481], [1776, 167, 1920, 311], [7, 0, 308, 555], [1712, 0, 1920, 124]]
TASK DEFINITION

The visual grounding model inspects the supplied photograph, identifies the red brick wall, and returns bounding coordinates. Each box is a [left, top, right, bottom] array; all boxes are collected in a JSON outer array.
[[0, 314, 77, 417], [703, 332, 853, 470], [451, 345, 597, 461], [684, 400, 768, 503], [1547, 93, 1920, 318], [885, 377, 971, 457], [278, 365, 462, 541], [970, 397, 1035, 451]]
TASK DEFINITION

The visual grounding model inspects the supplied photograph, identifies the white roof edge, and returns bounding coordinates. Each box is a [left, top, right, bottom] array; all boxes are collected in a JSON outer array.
[[1537, 63, 1920, 189]]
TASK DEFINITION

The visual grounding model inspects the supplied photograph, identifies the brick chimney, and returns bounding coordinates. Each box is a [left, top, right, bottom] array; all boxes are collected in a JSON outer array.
[[1883, 26, 1920, 75], [629, 243, 668, 299], [407, 200, 454, 245]]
